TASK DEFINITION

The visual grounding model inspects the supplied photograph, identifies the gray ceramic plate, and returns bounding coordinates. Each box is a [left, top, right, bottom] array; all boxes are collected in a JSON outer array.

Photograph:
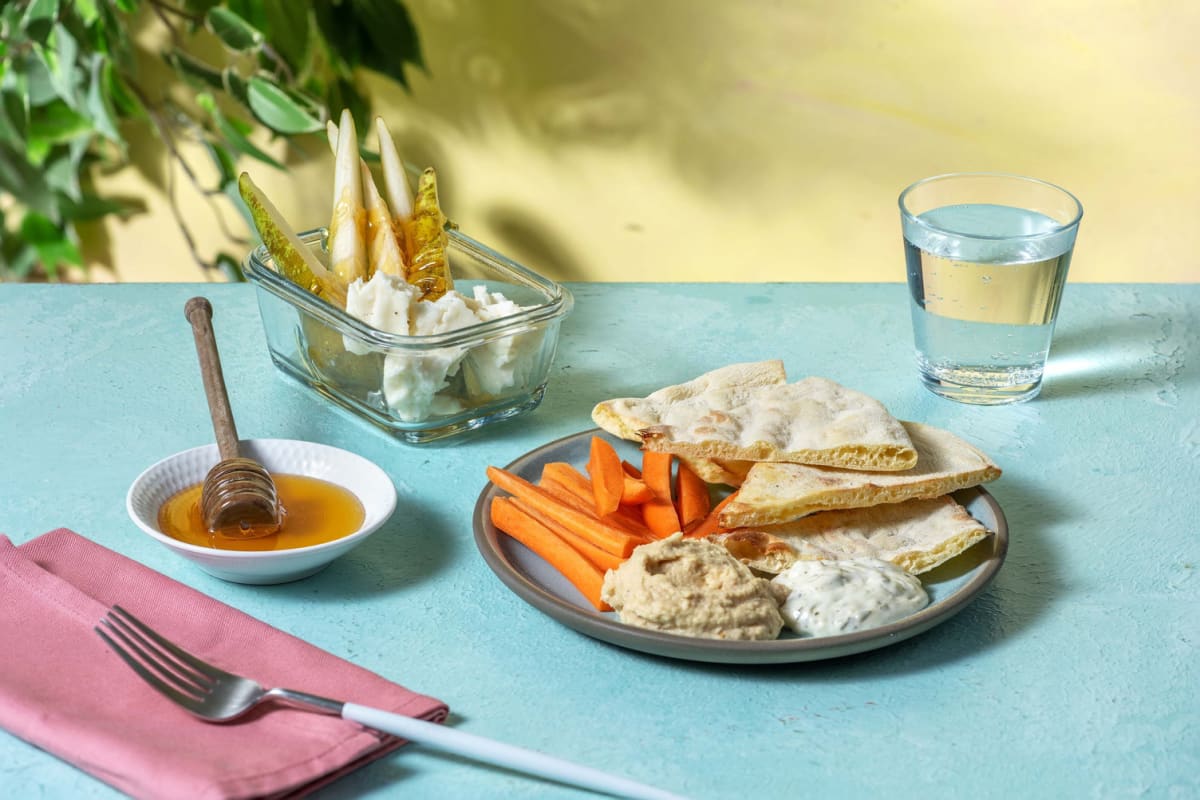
[[472, 429, 1008, 665]]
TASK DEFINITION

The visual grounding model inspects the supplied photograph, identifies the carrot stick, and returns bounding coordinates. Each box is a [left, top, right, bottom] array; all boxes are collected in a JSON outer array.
[[490, 497, 611, 611], [641, 450, 673, 497], [675, 460, 711, 531], [621, 460, 642, 479], [586, 436, 625, 517], [486, 466, 642, 557], [640, 450, 681, 538], [683, 491, 740, 539], [510, 497, 625, 572], [541, 463, 650, 534], [621, 474, 654, 505], [540, 474, 616, 518], [541, 462, 595, 499]]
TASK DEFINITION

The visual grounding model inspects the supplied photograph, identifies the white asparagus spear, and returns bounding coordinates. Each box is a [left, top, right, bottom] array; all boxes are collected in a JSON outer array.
[[328, 109, 367, 285], [375, 116, 414, 222], [325, 120, 406, 278]]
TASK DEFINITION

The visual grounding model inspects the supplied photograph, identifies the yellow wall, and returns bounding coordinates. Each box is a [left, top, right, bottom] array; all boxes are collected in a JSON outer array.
[[95, 1, 1200, 283]]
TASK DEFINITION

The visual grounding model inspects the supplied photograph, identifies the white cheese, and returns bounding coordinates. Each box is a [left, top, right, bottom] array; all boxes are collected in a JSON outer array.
[[343, 272, 539, 421]]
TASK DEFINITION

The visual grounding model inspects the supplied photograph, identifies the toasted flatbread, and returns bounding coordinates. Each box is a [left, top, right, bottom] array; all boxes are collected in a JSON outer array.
[[677, 456, 754, 488], [720, 421, 1001, 527], [714, 495, 991, 576], [592, 360, 788, 442], [593, 361, 787, 486], [636, 375, 917, 471]]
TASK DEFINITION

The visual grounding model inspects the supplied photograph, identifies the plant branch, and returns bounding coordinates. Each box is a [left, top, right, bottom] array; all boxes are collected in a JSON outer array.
[[258, 44, 295, 85], [126, 82, 217, 275], [147, 0, 185, 48], [145, 0, 204, 26], [168, 103, 252, 246]]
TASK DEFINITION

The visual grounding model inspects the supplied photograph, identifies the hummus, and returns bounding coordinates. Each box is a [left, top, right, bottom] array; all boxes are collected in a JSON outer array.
[[601, 534, 786, 640]]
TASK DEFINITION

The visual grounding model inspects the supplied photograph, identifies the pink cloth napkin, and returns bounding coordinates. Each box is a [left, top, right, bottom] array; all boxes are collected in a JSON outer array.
[[0, 528, 448, 799]]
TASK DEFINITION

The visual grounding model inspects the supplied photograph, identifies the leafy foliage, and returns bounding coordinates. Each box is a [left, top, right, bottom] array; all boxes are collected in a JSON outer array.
[[0, 0, 422, 281]]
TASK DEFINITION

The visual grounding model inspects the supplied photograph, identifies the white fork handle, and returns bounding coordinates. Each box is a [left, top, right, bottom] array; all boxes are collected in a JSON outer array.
[[342, 703, 687, 800]]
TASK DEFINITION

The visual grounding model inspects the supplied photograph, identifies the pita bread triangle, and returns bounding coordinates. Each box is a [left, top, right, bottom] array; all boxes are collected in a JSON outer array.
[[593, 360, 788, 441], [720, 421, 1001, 527], [715, 495, 991, 576], [593, 361, 916, 471]]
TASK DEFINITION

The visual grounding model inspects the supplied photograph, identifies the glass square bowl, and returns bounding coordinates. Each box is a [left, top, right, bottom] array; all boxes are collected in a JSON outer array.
[[243, 228, 573, 443]]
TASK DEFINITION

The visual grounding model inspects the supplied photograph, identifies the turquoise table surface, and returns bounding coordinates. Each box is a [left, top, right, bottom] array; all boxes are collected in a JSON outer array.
[[1, 282, 1197, 799]]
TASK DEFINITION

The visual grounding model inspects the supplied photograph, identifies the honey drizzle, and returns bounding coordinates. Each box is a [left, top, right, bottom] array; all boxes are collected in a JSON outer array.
[[158, 474, 365, 551]]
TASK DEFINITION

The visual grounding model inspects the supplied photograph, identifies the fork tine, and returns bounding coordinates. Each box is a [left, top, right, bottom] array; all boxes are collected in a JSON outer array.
[[95, 623, 207, 712], [101, 612, 213, 698], [111, 605, 230, 681]]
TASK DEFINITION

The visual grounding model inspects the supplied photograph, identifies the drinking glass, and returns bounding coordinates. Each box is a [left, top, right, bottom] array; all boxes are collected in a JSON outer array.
[[899, 172, 1083, 404]]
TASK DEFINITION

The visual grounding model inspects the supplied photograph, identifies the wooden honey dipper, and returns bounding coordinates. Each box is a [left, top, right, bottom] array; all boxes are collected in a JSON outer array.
[[184, 297, 282, 538]]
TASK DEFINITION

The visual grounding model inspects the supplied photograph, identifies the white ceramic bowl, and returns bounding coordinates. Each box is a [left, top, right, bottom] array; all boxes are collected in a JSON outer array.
[[127, 438, 396, 584]]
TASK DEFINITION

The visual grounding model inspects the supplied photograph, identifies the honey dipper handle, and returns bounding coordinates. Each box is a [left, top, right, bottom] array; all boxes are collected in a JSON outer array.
[[185, 297, 240, 461]]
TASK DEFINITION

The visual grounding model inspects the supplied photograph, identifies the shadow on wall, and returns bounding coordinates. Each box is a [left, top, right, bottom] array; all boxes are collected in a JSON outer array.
[[357, 0, 1198, 283], [92, 1, 1200, 282]]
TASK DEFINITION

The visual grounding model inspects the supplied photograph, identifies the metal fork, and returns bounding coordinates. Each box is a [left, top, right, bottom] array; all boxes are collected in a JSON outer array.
[[96, 606, 685, 800]]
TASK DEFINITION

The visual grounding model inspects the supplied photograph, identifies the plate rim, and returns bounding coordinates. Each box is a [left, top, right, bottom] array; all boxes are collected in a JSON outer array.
[[472, 428, 1009, 664]]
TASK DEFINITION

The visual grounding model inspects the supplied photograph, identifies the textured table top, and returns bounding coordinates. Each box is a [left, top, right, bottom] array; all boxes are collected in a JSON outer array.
[[1, 282, 1197, 799]]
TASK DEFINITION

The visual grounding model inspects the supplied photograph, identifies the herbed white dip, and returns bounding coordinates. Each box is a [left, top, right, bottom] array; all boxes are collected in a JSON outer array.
[[771, 558, 929, 637]]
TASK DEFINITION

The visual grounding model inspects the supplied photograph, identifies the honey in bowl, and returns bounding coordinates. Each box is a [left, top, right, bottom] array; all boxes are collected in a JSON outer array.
[[159, 474, 365, 551]]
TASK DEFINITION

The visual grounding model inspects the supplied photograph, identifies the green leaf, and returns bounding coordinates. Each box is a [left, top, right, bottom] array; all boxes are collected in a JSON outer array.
[[0, 108, 20, 148], [206, 7, 265, 52], [103, 63, 142, 118], [0, 142, 56, 216], [44, 149, 81, 200], [60, 192, 144, 221], [0, 72, 30, 140], [92, 2, 137, 68], [313, 0, 423, 91], [168, 49, 224, 90], [312, 1, 361, 71], [226, 0, 268, 32], [85, 55, 121, 143], [40, 24, 82, 110], [29, 99, 91, 143], [183, 0, 222, 16], [1, 3, 24, 35], [20, 211, 83, 276], [327, 77, 370, 137], [222, 67, 250, 107], [1, 243, 40, 279], [74, 0, 100, 25], [261, 0, 311, 74], [22, 0, 60, 43], [40, 136, 92, 203], [0, 89, 26, 147], [357, 0, 424, 83], [24, 54, 61, 106], [202, 138, 239, 190], [197, 92, 284, 169], [247, 76, 322, 134]]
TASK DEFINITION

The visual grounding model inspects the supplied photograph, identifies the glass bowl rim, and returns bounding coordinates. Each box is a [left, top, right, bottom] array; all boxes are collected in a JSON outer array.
[[243, 227, 573, 350]]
